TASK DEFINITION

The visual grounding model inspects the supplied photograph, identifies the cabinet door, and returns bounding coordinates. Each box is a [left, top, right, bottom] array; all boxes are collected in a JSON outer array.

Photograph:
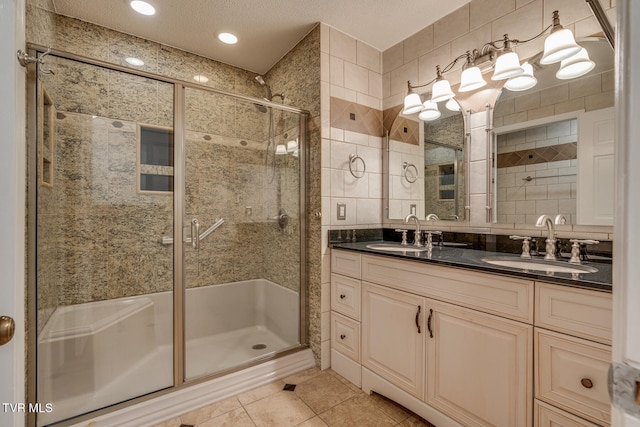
[[362, 282, 425, 400], [426, 300, 533, 427]]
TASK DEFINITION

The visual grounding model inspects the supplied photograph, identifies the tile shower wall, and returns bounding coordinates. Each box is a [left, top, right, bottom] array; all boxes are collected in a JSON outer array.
[[382, 0, 616, 240], [27, 0, 323, 365]]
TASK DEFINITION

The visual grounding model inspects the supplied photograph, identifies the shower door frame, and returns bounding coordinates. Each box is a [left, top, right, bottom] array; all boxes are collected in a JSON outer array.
[[26, 44, 310, 426]]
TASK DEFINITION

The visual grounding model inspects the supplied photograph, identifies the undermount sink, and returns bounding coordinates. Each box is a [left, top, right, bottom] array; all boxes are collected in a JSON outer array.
[[481, 256, 598, 274], [365, 243, 428, 253]]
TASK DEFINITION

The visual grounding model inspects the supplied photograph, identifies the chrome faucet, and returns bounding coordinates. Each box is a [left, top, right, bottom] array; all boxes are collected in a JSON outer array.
[[535, 215, 557, 260], [403, 213, 422, 246]]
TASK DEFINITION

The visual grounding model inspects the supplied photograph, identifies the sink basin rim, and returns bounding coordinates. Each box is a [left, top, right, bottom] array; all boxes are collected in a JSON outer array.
[[365, 243, 428, 252], [480, 256, 598, 274]]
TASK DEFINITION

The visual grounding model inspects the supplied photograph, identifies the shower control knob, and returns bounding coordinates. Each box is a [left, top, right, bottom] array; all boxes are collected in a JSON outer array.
[[0, 316, 15, 346], [314, 211, 322, 218]]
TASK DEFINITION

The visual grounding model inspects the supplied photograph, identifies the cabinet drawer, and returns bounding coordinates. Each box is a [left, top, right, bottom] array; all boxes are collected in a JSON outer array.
[[331, 312, 360, 362], [536, 282, 612, 345], [331, 250, 361, 279], [331, 273, 361, 320], [361, 254, 533, 323], [535, 329, 611, 425], [535, 400, 601, 427]]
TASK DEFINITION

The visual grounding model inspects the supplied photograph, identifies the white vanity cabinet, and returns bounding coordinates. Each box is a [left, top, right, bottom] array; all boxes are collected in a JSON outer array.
[[330, 250, 362, 386], [362, 281, 426, 400], [329, 249, 612, 427], [426, 299, 532, 427], [534, 282, 613, 426]]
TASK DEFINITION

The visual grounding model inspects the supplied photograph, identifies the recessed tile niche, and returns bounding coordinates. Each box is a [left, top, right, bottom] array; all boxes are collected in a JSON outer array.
[[138, 124, 174, 193]]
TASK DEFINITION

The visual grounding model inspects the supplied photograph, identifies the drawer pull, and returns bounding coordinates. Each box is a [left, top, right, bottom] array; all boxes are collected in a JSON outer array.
[[340, 334, 346, 340], [581, 378, 594, 389], [340, 294, 346, 300], [415, 305, 421, 334], [427, 308, 434, 338]]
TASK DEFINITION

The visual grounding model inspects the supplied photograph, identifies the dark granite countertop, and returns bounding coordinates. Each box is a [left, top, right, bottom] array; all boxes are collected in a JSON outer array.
[[331, 240, 612, 292]]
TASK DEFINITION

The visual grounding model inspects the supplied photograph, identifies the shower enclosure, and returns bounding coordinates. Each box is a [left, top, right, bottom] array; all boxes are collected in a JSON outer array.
[[29, 50, 308, 426]]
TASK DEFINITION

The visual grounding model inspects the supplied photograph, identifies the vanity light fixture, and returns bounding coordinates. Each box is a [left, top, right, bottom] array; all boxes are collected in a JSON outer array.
[[130, 1, 155, 16], [555, 48, 595, 79], [125, 57, 145, 66], [418, 99, 441, 121], [504, 62, 537, 91], [402, 10, 595, 119], [458, 51, 487, 93], [218, 32, 238, 45], [445, 98, 461, 112]]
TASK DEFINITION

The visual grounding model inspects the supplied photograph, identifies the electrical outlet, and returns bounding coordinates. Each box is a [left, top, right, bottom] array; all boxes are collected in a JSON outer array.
[[337, 203, 346, 220], [410, 204, 416, 215]]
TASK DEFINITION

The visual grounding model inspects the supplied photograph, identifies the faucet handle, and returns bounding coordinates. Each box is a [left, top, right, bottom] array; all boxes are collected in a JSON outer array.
[[510, 235, 532, 259], [568, 239, 599, 264], [395, 229, 409, 245]]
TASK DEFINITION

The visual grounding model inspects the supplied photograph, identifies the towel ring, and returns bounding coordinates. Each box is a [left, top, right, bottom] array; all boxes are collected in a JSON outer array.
[[403, 162, 418, 183], [349, 154, 366, 178]]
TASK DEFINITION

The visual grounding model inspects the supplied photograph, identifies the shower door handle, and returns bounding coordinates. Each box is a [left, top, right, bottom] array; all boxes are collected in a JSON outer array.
[[0, 316, 15, 346], [191, 218, 201, 250]]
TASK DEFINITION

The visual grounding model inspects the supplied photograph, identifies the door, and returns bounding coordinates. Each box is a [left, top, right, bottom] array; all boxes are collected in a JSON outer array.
[[182, 87, 303, 380], [426, 300, 533, 427], [577, 107, 615, 225], [1, 1, 25, 426], [361, 282, 425, 399]]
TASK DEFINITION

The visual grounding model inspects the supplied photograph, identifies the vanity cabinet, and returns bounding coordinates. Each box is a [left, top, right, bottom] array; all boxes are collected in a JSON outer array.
[[330, 250, 362, 386], [534, 282, 613, 426], [362, 281, 426, 399], [329, 249, 612, 427], [426, 299, 532, 427]]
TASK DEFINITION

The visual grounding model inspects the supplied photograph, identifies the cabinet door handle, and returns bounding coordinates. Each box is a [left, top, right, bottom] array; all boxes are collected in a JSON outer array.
[[581, 378, 594, 389], [340, 334, 346, 340], [415, 305, 421, 334], [427, 309, 434, 338], [340, 294, 346, 300]]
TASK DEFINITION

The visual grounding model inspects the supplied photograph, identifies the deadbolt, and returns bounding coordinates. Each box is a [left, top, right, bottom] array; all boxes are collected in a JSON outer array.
[[0, 316, 16, 346]]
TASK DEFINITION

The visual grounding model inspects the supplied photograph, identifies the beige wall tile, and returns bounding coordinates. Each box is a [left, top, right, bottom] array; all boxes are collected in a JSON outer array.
[[471, 0, 516, 31], [357, 40, 381, 73], [554, 97, 585, 114], [540, 84, 569, 106], [544, 0, 593, 26], [330, 27, 357, 62], [330, 85, 357, 102], [527, 104, 555, 120], [383, 42, 404, 74], [585, 90, 614, 111], [569, 73, 602, 99], [491, 0, 543, 43], [320, 23, 330, 54], [451, 23, 492, 57], [357, 92, 381, 110], [368, 71, 383, 99], [330, 56, 344, 86], [514, 92, 541, 112], [344, 62, 369, 94], [417, 44, 452, 86], [390, 60, 419, 98], [435, 4, 470, 48], [403, 25, 434, 63]]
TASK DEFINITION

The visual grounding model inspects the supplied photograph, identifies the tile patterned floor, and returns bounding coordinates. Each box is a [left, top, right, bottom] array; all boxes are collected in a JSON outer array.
[[152, 368, 436, 427]]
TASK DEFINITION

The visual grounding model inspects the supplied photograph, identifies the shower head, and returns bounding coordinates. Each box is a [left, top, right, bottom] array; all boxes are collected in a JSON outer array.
[[254, 75, 273, 101]]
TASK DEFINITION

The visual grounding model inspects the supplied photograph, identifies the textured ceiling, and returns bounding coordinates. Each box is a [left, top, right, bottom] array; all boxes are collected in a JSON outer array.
[[52, 0, 470, 74]]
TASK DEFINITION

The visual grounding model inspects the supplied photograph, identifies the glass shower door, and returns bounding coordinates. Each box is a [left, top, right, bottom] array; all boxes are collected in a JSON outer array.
[[35, 55, 175, 426], [183, 87, 303, 380]]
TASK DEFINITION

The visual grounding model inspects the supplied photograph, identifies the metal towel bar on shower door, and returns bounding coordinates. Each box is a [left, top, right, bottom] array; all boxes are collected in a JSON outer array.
[[161, 218, 225, 246]]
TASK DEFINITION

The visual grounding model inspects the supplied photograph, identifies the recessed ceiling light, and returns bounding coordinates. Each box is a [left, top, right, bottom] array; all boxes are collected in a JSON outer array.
[[125, 57, 145, 66], [130, 1, 155, 16], [218, 32, 238, 45], [193, 75, 209, 83]]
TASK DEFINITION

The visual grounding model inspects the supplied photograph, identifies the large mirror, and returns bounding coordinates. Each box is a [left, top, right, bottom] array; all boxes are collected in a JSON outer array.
[[387, 105, 465, 220], [492, 37, 614, 226]]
